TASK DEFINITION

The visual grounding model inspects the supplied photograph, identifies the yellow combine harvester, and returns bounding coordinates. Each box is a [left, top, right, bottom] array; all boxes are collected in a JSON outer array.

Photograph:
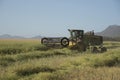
[[41, 29, 107, 53]]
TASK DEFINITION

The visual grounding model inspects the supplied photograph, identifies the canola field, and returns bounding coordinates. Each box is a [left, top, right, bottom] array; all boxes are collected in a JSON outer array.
[[0, 39, 120, 80]]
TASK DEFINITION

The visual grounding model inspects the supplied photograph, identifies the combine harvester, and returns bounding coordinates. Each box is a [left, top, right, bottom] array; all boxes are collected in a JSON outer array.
[[41, 29, 107, 53]]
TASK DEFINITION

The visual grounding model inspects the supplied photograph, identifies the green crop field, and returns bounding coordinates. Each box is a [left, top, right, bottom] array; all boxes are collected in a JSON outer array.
[[0, 39, 120, 80]]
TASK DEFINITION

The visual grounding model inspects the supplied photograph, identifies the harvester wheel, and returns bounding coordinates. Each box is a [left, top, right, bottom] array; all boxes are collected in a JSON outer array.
[[69, 42, 86, 52], [78, 42, 86, 51], [41, 38, 48, 45], [101, 47, 107, 53], [92, 47, 98, 53], [61, 37, 69, 47]]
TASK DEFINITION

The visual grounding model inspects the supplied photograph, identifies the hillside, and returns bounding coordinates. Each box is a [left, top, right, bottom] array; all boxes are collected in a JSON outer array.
[[31, 35, 43, 39], [0, 34, 25, 39], [96, 25, 120, 38], [0, 25, 120, 39], [0, 34, 42, 39]]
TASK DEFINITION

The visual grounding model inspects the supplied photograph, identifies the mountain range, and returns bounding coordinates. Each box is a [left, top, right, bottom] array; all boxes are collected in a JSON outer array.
[[96, 25, 120, 38], [0, 25, 120, 39], [0, 34, 43, 39], [0, 34, 25, 39]]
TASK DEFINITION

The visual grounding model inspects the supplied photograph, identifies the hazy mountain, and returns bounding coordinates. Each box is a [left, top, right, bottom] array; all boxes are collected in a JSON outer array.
[[0, 34, 25, 39], [1, 25, 120, 39], [96, 25, 120, 38], [0, 34, 43, 39], [31, 35, 43, 39]]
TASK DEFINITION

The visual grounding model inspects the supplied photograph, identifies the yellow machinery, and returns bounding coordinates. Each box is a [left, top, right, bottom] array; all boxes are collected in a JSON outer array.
[[41, 29, 107, 52]]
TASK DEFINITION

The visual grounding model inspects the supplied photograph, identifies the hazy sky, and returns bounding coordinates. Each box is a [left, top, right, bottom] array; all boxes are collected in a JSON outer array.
[[0, 0, 120, 37]]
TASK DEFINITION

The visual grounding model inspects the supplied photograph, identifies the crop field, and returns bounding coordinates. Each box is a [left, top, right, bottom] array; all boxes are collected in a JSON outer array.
[[0, 39, 120, 80]]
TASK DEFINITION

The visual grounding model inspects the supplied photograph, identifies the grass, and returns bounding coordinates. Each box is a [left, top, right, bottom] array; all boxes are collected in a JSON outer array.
[[0, 39, 49, 54], [0, 39, 120, 80]]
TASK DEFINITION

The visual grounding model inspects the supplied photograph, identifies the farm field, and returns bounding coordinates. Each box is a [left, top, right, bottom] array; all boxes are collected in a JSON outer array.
[[0, 39, 120, 80]]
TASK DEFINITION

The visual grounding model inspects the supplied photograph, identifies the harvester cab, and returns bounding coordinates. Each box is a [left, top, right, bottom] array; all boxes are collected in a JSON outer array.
[[68, 29, 84, 45], [68, 29, 87, 51]]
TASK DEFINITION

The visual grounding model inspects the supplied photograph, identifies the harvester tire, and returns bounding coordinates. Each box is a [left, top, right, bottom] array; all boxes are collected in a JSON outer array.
[[41, 38, 48, 45], [92, 47, 98, 53], [78, 42, 86, 51], [61, 37, 69, 47], [69, 42, 86, 52], [101, 47, 107, 53]]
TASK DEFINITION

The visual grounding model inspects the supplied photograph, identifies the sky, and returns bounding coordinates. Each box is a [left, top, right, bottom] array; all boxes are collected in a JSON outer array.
[[0, 0, 120, 37]]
